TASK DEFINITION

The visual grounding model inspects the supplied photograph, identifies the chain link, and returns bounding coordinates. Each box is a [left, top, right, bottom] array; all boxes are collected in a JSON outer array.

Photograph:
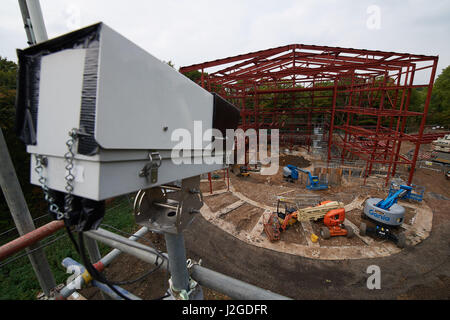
[[63, 129, 78, 219], [34, 129, 79, 221], [35, 155, 63, 219]]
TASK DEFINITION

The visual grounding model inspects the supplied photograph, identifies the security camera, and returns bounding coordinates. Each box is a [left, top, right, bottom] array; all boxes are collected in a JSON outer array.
[[16, 22, 240, 202]]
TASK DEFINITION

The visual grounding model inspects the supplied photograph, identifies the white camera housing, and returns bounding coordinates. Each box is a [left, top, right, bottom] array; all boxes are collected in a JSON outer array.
[[16, 22, 239, 200]]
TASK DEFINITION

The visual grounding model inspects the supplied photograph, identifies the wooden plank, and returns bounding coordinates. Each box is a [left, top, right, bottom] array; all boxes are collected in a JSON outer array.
[[216, 200, 245, 218], [203, 189, 229, 197]]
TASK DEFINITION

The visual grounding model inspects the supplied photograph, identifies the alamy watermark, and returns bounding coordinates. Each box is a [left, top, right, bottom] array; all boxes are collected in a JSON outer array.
[[366, 5, 381, 30], [64, 4, 81, 30], [366, 265, 381, 289], [66, 264, 83, 290], [170, 121, 280, 175]]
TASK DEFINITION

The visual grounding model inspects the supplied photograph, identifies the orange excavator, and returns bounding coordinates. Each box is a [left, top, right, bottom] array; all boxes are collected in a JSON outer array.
[[264, 198, 345, 242], [320, 208, 354, 239], [263, 213, 281, 242], [263, 198, 297, 242], [263, 210, 298, 242]]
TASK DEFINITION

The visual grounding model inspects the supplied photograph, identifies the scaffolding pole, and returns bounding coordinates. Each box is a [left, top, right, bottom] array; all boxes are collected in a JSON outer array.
[[0, 128, 56, 296], [0, 220, 64, 260], [84, 237, 110, 300], [164, 233, 190, 293], [84, 228, 291, 300], [18, 0, 48, 45], [58, 226, 150, 299], [62, 257, 142, 300]]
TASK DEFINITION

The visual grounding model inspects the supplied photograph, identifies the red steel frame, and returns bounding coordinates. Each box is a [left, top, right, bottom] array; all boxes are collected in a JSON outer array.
[[180, 44, 440, 185]]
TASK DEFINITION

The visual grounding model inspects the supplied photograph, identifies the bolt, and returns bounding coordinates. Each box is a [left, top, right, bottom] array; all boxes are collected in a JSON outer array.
[[40, 156, 48, 167]]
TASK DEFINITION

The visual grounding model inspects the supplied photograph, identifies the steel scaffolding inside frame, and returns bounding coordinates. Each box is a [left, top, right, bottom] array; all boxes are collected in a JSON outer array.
[[179, 44, 439, 185]]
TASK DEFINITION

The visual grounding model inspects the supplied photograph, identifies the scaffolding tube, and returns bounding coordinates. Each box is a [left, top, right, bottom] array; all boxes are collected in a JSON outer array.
[[58, 226, 150, 299], [84, 228, 291, 300], [62, 258, 142, 300], [164, 233, 190, 292], [0, 220, 65, 261]]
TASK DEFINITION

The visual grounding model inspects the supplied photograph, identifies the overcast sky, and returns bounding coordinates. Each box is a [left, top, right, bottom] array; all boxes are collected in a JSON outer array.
[[1, 0, 450, 83]]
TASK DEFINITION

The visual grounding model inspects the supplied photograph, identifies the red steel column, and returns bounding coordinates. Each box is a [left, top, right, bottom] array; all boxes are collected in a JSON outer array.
[[368, 70, 388, 177], [408, 58, 439, 185], [327, 79, 338, 162], [342, 70, 355, 162], [384, 66, 411, 185], [391, 65, 416, 178]]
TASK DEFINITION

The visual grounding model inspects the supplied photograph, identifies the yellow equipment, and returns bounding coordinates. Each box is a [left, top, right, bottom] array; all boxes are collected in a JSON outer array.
[[264, 197, 345, 242], [296, 200, 344, 222], [238, 166, 251, 177]]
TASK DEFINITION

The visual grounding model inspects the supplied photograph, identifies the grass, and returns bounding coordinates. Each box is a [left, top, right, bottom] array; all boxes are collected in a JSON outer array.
[[0, 196, 136, 300]]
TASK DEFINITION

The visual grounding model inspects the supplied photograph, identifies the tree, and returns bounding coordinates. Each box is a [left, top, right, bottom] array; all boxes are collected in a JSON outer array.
[[429, 65, 450, 127], [0, 57, 45, 230], [163, 60, 175, 68], [181, 69, 202, 83]]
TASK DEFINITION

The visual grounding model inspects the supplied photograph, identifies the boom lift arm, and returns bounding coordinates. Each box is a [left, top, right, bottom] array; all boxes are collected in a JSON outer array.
[[375, 185, 412, 210]]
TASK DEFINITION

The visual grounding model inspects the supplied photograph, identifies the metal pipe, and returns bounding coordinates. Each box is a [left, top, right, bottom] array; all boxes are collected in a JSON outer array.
[[0, 220, 65, 261], [98, 227, 150, 266], [62, 258, 141, 300], [0, 129, 57, 296], [58, 227, 150, 299], [24, 0, 48, 43], [164, 233, 190, 292], [191, 264, 289, 300], [153, 202, 178, 210], [86, 228, 292, 300], [91, 280, 142, 300], [85, 228, 165, 267], [17, 0, 34, 44], [84, 237, 109, 300]]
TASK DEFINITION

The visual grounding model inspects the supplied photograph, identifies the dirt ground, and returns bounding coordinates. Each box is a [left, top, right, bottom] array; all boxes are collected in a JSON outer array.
[[80, 151, 449, 300], [279, 155, 311, 168], [230, 160, 375, 208], [222, 203, 264, 232], [280, 224, 308, 246], [181, 197, 449, 300], [203, 193, 240, 212], [411, 168, 450, 200]]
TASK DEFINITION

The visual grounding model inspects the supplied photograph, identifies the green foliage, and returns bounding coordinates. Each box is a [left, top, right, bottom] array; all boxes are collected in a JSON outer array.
[[163, 60, 175, 68], [0, 197, 136, 299], [0, 57, 46, 232], [181, 69, 202, 83], [0, 56, 138, 299], [403, 66, 450, 130], [428, 65, 450, 127]]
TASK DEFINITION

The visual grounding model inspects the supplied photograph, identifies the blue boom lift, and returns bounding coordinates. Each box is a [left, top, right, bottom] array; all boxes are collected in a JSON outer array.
[[283, 165, 328, 191], [360, 183, 424, 248]]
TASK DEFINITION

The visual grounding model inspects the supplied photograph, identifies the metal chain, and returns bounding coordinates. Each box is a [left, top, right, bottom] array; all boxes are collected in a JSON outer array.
[[63, 129, 78, 219], [35, 154, 63, 219], [34, 129, 79, 221]]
